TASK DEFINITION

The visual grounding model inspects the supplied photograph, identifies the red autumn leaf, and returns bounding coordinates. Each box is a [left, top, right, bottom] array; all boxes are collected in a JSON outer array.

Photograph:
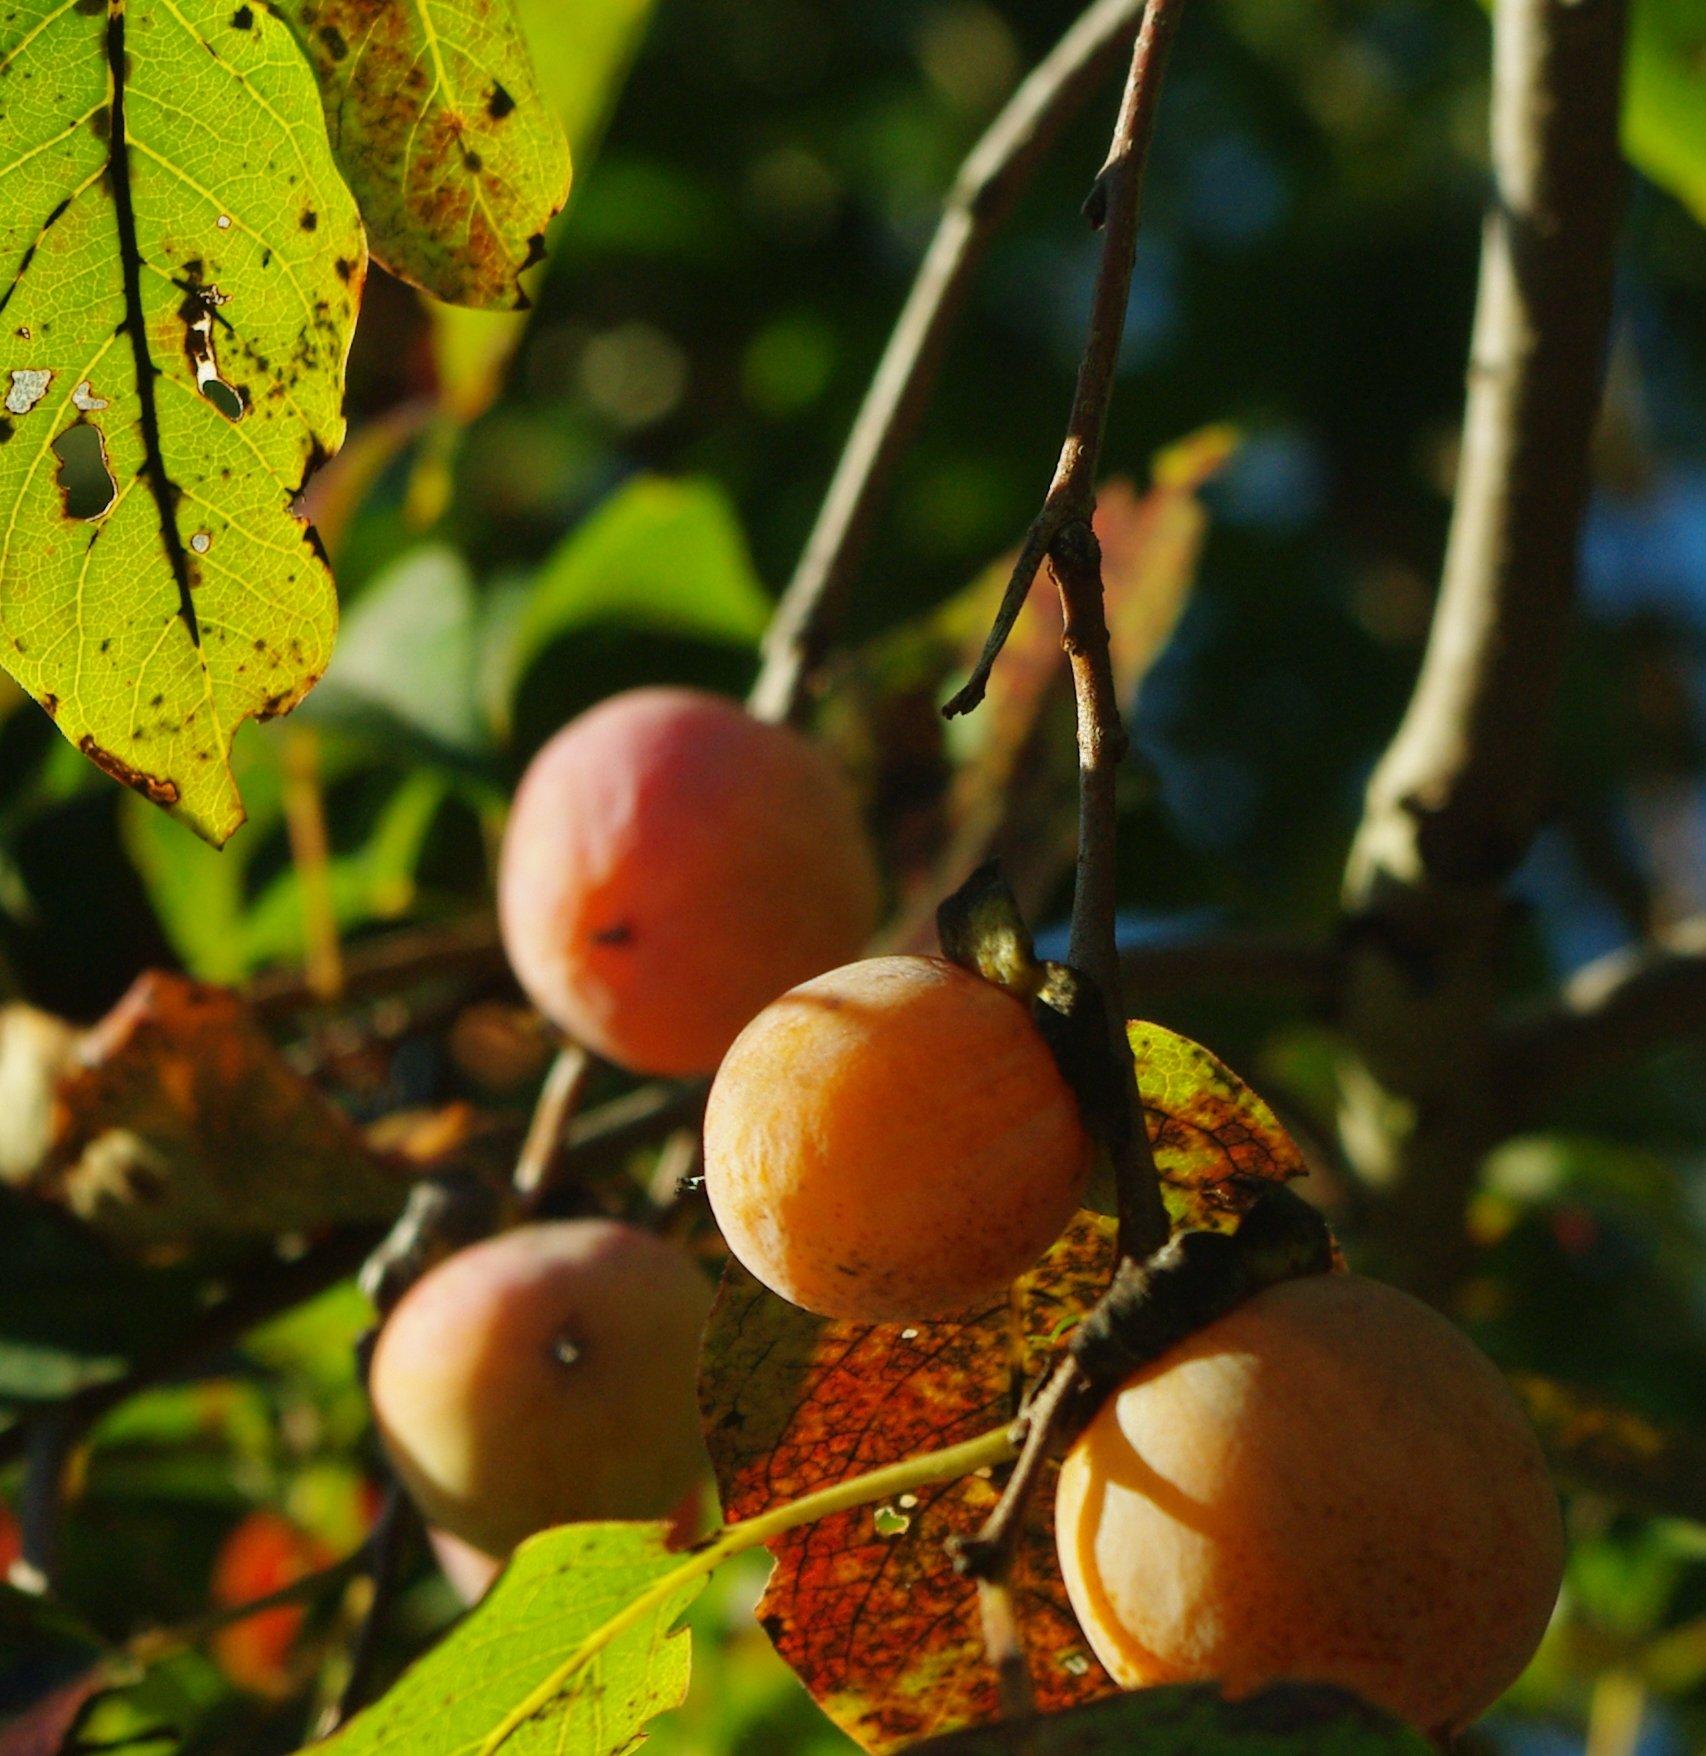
[[700, 1215, 1120, 1753], [699, 1018, 1308, 1751], [35, 972, 412, 1251]]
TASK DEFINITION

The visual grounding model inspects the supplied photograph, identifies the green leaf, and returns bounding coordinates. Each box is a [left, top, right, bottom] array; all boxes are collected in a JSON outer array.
[[495, 476, 771, 718], [279, 0, 571, 308], [423, 0, 658, 421], [314, 1521, 698, 1756], [306, 547, 485, 755], [237, 768, 445, 962], [1626, 0, 1706, 224], [0, 0, 364, 845], [123, 728, 447, 982], [905, 1683, 1431, 1754]]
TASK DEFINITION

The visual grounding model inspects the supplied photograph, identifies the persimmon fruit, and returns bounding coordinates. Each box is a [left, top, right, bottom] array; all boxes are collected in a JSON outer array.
[[370, 1219, 714, 1558], [1055, 1271, 1563, 1734], [498, 687, 880, 1076], [210, 1511, 333, 1695], [703, 954, 1092, 1321]]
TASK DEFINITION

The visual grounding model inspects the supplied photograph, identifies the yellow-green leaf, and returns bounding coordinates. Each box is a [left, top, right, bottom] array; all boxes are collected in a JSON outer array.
[[1626, 0, 1706, 225], [0, 0, 364, 844], [280, 0, 572, 309], [314, 1522, 697, 1756]]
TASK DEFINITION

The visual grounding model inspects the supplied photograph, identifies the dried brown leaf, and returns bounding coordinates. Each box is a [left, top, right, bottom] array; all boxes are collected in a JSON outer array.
[[36, 973, 411, 1251]]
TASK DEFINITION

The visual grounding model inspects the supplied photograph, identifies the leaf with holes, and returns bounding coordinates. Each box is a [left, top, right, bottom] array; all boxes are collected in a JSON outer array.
[[279, 0, 571, 308], [312, 1521, 696, 1756], [0, 0, 364, 844], [1132, 1021, 1309, 1232], [33, 971, 410, 1250], [697, 1215, 1120, 1754]]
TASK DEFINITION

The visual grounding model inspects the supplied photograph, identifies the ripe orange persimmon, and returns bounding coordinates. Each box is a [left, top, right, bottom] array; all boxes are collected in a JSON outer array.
[[210, 1511, 333, 1695], [370, 1220, 713, 1558], [703, 955, 1092, 1322], [1055, 1272, 1563, 1734], [498, 687, 880, 1077]]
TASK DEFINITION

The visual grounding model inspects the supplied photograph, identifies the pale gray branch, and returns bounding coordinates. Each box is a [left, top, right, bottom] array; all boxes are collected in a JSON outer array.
[[1498, 917, 1706, 1123]]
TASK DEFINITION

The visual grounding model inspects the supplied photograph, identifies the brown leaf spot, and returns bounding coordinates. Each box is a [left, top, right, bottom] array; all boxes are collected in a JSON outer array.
[[76, 736, 180, 808]]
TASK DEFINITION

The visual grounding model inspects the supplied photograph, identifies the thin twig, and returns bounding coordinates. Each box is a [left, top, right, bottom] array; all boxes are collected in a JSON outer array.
[[748, 0, 1152, 726], [944, 0, 1187, 723], [512, 1044, 596, 1213], [247, 913, 507, 1023], [126, 1547, 372, 1666], [1053, 527, 1170, 1262], [553, 1079, 708, 1195], [944, 0, 1189, 1609], [976, 1577, 1036, 1722], [282, 727, 346, 1003]]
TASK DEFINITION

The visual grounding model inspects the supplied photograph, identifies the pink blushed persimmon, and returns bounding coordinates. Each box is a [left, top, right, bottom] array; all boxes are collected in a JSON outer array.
[[498, 687, 879, 1077], [371, 1220, 714, 1558]]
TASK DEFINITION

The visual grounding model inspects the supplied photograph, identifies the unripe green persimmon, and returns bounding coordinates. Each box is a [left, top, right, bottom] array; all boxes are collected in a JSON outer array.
[[371, 1220, 713, 1558], [1055, 1272, 1563, 1734], [498, 687, 880, 1077], [704, 955, 1092, 1322]]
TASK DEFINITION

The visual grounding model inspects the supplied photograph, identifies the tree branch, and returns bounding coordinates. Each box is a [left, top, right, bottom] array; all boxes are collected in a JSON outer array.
[[1336, 0, 1628, 1293], [1496, 917, 1706, 1126], [512, 1044, 596, 1213], [1346, 0, 1627, 903], [747, 0, 1152, 726], [314, 1482, 422, 1739], [1119, 932, 1338, 1011]]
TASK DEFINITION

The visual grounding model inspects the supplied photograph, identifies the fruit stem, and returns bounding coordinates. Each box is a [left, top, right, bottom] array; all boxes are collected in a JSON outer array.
[[513, 1043, 596, 1212], [477, 1424, 1019, 1754]]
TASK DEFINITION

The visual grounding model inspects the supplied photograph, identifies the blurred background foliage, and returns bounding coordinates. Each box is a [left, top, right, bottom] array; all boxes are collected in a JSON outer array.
[[0, 0, 1703, 1752]]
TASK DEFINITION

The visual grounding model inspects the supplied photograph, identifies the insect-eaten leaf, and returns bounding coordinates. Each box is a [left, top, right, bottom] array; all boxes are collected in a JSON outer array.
[[30, 973, 412, 1253], [312, 1521, 696, 1756], [904, 1680, 1432, 1755], [0, 0, 365, 844], [698, 1215, 1121, 1754], [279, 0, 572, 308]]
